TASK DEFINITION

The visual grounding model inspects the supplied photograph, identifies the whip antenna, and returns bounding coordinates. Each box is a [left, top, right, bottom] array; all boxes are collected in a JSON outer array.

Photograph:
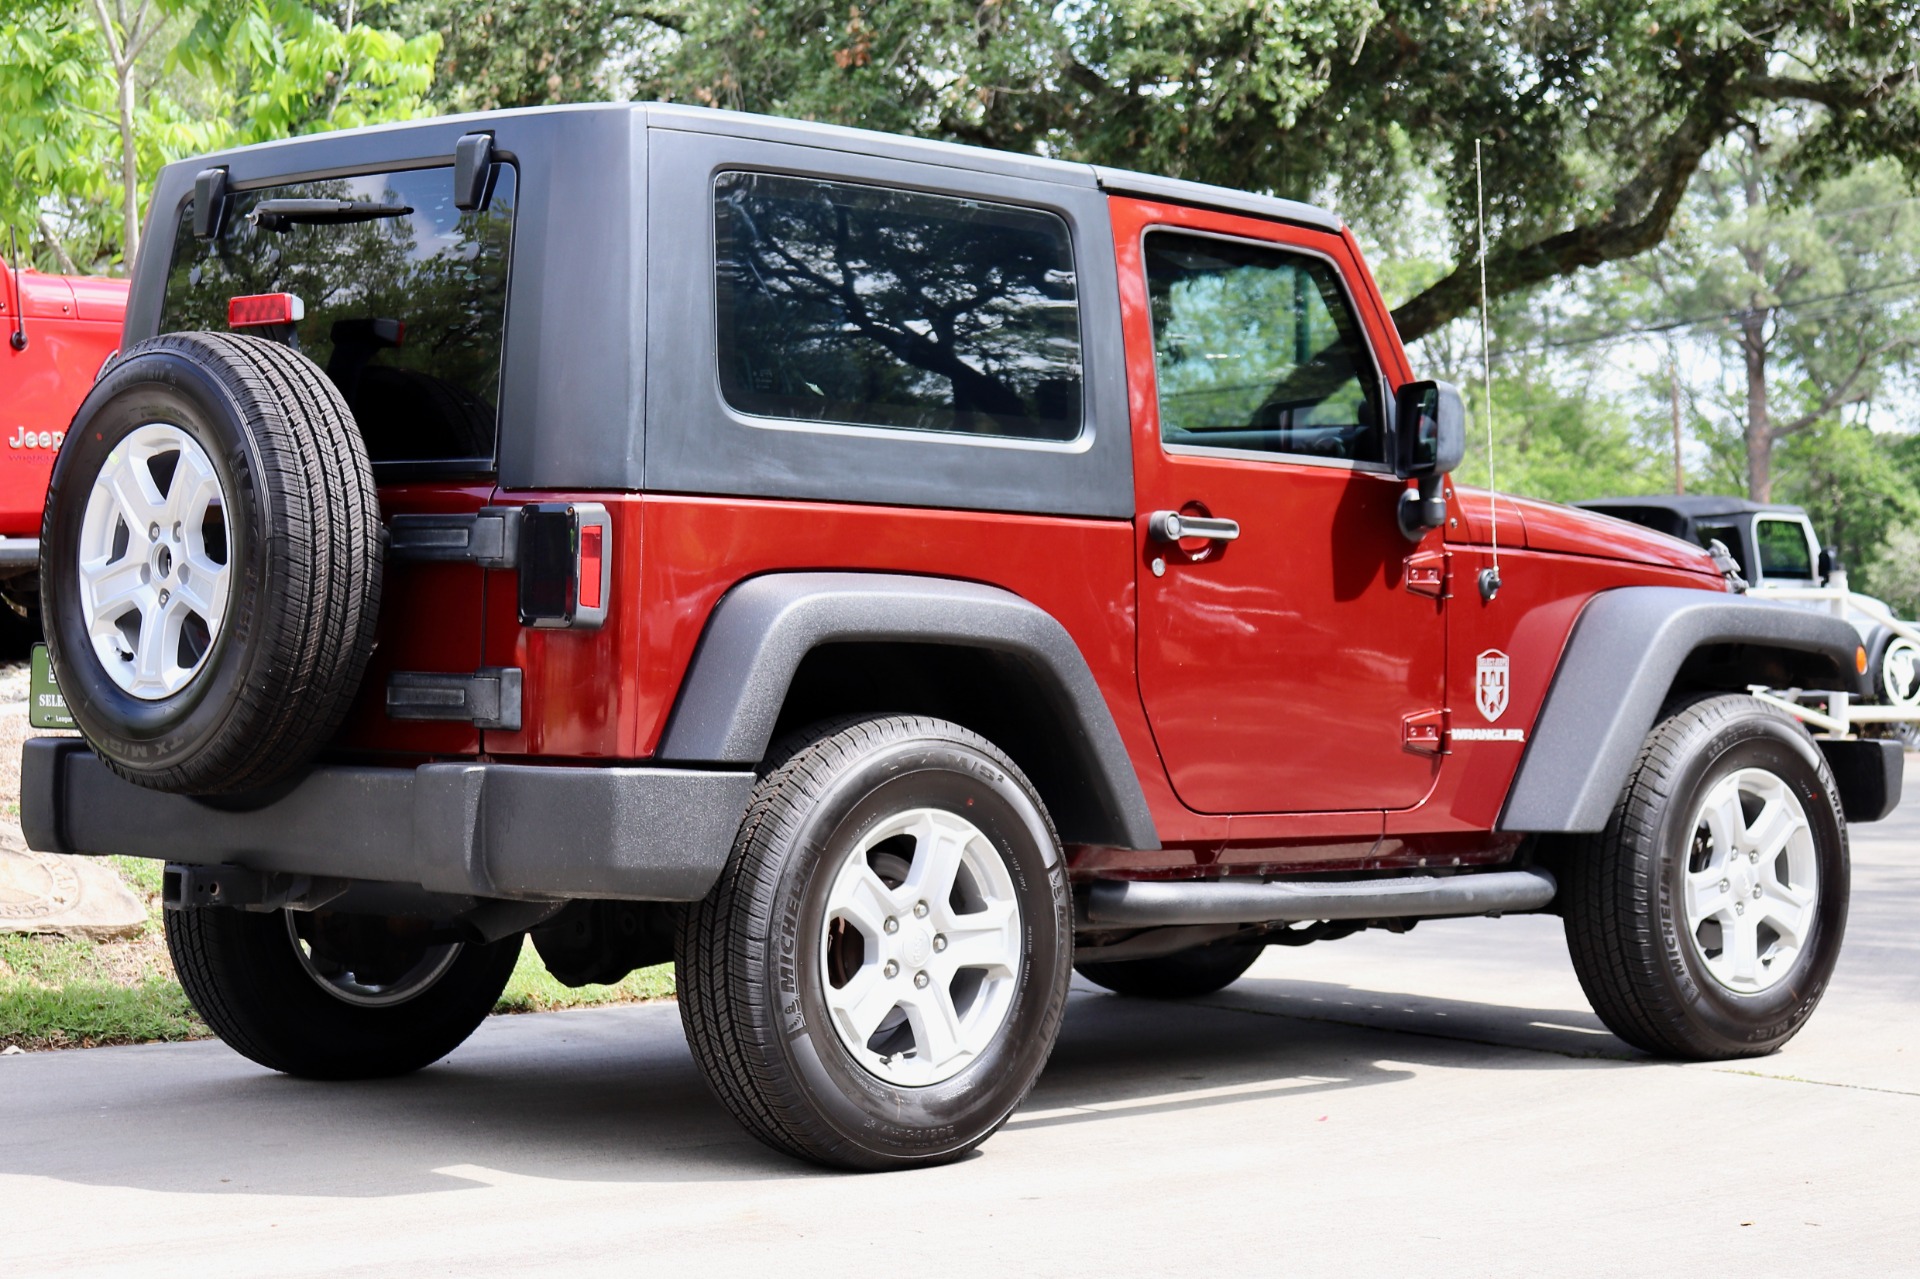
[[1475, 139, 1500, 602]]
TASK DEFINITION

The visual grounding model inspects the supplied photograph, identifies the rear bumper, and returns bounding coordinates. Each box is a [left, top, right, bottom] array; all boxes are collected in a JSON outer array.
[[21, 738, 754, 902]]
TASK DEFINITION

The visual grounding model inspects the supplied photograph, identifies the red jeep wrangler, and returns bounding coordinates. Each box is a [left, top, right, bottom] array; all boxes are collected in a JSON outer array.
[[21, 106, 1898, 1170], [0, 256, 127, 625]]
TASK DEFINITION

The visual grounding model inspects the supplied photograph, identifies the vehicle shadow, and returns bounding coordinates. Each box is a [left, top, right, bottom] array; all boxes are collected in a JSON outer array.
[[0, 975, 1649, 1200]]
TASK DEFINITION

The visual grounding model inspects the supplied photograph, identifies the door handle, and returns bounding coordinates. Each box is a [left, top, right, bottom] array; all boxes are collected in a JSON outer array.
[[1148, 510, 1241, 543]]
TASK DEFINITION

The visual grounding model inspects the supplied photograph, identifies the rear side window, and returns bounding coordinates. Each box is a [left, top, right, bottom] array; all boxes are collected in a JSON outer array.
[[1144, 231, 1383, 463], [161, 164, 515, 468], [713, 171, 1083, 442]]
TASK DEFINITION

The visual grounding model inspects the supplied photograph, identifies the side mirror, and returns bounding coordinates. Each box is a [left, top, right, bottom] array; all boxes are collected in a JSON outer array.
[[1817, 546, 1843, 586], [1393, 380, 1466, 539]]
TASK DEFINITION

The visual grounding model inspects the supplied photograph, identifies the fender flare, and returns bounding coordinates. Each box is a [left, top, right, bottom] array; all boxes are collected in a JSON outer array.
[[657, 572, 1160, 851], [1501, 586, 1865, 832]]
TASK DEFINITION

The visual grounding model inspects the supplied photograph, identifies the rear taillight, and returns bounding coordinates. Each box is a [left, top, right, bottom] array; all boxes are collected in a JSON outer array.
[[517, 502, 611, 630], [227, 293, 304, 328]]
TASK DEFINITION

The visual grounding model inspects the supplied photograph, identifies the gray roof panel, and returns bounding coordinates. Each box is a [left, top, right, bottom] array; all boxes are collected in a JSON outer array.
[[1092, 166, 1343, 233]]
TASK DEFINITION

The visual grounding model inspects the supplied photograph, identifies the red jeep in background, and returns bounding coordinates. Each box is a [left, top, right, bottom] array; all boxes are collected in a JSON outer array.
[[0, 256, 128, 629], [19, 106, 1899, 1171]]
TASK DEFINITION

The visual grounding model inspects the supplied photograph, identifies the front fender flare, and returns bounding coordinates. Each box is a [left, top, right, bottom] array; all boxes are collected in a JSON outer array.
[[1501, 587, 1864, 832], [657, 572, 1160, 851]]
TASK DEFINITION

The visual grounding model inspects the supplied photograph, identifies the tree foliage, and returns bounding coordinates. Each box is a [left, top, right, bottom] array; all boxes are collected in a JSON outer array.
[[0, 0, 438, 270], [637, 2, 1920, 343]]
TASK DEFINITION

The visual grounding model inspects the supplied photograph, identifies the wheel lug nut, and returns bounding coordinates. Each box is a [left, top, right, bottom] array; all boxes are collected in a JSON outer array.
[[913, 971, 929, 989], [883, 960, 899, 979], [933, 934, 947, 952], [883, 917, 898, 934], [1752, 886, 1762, 899], [1736, 902, 1746, 915], [1749, 851, 1758, 864], [913, 901, 928, 918], [1719, 879, 1729, 892], [148, 522, 159, 541], [171, 521, 182, 542], [157, 588, 170, 607]]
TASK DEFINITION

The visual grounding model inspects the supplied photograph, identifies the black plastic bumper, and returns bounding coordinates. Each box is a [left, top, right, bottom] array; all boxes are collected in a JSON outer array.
[[20, 738, 755, 902]]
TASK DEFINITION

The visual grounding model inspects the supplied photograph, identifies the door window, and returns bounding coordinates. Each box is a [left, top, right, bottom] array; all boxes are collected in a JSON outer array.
[[1144, 231, 1383, 463], [1756, 518, 1816, 580]]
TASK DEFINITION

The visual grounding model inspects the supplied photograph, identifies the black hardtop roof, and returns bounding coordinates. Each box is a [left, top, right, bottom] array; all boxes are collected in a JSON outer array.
[[1576, 495, 1808, 521], [153, 101, 1344, 233]]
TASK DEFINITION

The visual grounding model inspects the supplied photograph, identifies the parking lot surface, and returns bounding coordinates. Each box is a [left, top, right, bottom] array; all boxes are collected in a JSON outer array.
[[4, 762, 1917, 1277]]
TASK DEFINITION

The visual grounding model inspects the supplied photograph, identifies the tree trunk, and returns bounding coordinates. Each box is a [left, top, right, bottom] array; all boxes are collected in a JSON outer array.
[[1742, 309, 1772, 502], [116, 54, 138, 266]]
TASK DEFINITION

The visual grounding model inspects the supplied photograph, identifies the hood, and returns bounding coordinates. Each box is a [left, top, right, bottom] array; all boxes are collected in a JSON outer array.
[[1448, 486, 1723, 579]]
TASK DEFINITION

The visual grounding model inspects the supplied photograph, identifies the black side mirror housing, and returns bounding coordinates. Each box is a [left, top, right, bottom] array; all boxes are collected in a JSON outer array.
[[1393, 380, 1466, 539], [454, 133, 495, 212], [1817, 546, 1841, 584]]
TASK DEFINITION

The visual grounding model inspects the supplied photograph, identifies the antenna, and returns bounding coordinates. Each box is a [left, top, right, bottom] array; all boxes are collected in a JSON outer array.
[[7, 225, 26, 353], [1474, 139, 1500, 603]]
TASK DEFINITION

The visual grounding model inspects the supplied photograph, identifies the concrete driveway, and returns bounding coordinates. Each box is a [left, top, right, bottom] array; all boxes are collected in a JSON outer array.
[[5, 766, 1917, 1276]]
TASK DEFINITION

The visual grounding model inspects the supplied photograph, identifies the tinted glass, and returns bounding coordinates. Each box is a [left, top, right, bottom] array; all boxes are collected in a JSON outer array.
[[1696, 522, 1751, 578], [1757, 518, 1815, 579], [714, 172, 1082, 441], [162, 164, 515, 466], [1144, 231, 1382, 462]]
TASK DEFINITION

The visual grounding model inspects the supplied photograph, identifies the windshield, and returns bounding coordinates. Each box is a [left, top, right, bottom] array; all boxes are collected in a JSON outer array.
[[161, 164, 515, 469]]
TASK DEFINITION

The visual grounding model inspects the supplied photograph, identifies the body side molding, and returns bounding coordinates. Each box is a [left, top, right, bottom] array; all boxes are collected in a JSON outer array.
[[1501, 586, 1866, 833], [657, 571, 1160, 851]]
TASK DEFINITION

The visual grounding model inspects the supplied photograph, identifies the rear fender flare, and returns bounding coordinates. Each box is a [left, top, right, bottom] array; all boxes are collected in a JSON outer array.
[[657, 572, 1160, 851]]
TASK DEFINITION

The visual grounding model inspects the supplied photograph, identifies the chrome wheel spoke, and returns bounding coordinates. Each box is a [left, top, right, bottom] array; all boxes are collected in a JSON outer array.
[[825, 965, 900, 1046], [901, 810, 972, 910], [934, 899, 1019, 976], [82, 555, 148, 617]]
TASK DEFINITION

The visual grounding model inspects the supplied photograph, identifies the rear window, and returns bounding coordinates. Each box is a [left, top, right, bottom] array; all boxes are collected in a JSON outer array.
[[161, 164, 515, 469], [713, 171, 1083, 442]]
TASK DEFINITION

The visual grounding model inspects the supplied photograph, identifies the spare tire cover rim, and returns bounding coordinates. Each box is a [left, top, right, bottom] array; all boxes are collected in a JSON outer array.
[[76, 422, 232, 700]]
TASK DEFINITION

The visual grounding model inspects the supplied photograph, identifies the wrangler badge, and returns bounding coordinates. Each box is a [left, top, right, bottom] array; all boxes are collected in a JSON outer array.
[[1475, 649, 1510, 722]]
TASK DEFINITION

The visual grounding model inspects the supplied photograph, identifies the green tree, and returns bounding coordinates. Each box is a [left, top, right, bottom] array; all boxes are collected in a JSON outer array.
[[0, 0, 439, 271], [390, 0, 676, 111], [633, 1, 1920, 343]]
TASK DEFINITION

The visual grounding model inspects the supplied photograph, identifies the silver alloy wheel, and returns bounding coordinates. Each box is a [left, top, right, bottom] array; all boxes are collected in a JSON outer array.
[[76, 422, 231, 699], [1880, 636, 1920, 708], [819, 807, 1024, 1086], [286, 914, 464, 1009], [1681, 768, 1820, 995]]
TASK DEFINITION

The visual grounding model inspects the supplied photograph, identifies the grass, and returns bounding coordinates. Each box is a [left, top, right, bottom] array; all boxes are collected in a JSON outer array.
[[1, 853, 676, 1051]]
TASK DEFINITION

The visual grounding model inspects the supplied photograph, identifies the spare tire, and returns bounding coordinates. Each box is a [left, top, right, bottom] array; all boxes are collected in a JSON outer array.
[[39, 332, 382, 794]]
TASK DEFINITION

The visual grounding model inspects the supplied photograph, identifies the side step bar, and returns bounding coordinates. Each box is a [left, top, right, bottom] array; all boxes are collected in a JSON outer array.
[[1081, 868, 1557, 928]]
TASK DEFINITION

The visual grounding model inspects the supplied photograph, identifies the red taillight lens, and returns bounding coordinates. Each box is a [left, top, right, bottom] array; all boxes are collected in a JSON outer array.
[[578, 524, 604, 610], [227, 293, 304, 328]]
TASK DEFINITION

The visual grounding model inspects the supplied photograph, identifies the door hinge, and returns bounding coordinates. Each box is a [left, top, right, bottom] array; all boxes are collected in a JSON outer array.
[[387, 668, 522, 731], [1402, 708, 1450, 755], [387, 507, 520, 569], [1405, 548, 1450, 599]]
